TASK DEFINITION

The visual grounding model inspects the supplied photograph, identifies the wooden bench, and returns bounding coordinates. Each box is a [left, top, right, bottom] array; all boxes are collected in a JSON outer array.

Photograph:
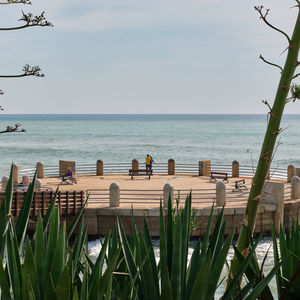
[[129, 169, 153, 180], [209, 172, 229, 183], [232, 179, 247, 192]]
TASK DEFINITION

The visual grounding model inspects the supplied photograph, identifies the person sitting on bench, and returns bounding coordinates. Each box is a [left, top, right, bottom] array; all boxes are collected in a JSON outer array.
[[62, 167, 77, 184]]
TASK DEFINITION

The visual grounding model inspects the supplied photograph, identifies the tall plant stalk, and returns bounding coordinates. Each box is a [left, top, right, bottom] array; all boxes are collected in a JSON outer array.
[[232, 2, 300, 276]]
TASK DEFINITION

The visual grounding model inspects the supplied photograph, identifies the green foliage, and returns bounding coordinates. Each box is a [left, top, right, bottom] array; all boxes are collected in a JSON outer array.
[[290, 83, 300, 101], [272, 221, 300, 299]]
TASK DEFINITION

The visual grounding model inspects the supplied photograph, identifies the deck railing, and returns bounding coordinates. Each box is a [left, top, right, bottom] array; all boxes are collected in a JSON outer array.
[[19, 161, 288, 180], [0, 191, 85, 217]]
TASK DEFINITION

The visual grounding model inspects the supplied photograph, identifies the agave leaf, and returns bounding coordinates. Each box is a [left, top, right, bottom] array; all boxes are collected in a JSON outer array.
[[24, 236, 40, 299], [80, 263, 89, 300], [66, 197, 87, 240], [138, 237, 159, 300], [89, 233, 111, 298], [104, 275, 113, 300], [231, 240, 273, 300], [44, 206, 60, 286], [0, 165, 13, 255], [279, 225, 290, 280], [21, 269, 34, 300], [89, 232, 110, 286], [199, 205, 214, 267], [72, 287, 79, 300], [271, 224, 282, 299], [245, 259, 283, 300], [6, 224, 21, 300], [55, 265, 70, 300], [190, 250, 212, 300], [117, 214, 143, 299], [51, 222, 66, 287], [208, 206, 224, 264], [185, 239, 201, 300], [171, 212, 181, 300], [206, 230, 234, 300], [109, 225, 118, 260], [44, 272, 56, 300], [15, 171, 37, 249], [100, 248, 122, 299], [42, 187, 59, 231], [71, 218, 86, 280], [131, 209, 141, 265], [143, 218, 159, 299], [0, 255, 12, 299], [160, 268, 173, 300], [223, 233, 263, 300], [34, 212, 46, 296], [232, 279, 256, 300], [181, 193, 191, 298]]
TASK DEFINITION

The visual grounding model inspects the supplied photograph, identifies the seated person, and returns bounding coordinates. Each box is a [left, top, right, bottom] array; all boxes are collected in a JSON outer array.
[[63, 167, 77, 184]]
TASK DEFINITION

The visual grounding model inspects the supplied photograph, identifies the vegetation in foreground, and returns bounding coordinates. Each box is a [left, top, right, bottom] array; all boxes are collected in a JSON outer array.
[[0, 167, 299, 299]]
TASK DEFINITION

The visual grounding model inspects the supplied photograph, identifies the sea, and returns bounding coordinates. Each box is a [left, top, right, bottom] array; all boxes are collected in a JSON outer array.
[[0, 114, 299, 177]]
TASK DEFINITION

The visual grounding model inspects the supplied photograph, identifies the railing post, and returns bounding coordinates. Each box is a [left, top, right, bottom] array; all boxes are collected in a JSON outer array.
[[12, 163, 18, 187], [287, 164, 295, 183], [295, 167, 300, 178], [97, 159, 104, 175], [168, 159, 175, 175], [36, 162, 44, 179], [232, 160, 239, 178], [198, 160, 211, 176], [35, 179, 42, 191], [163, 183, 174, 208], [262, 181, 284, 235], [109, 183, 120, 207], [216, 181, 226, 206], [1, 176, 8, 191], [291, 175, 300, 199], [132, 159, 139, 175]]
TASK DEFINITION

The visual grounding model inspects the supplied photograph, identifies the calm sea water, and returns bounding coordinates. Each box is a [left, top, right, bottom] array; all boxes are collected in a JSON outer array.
[[0, 114, 299, 177]]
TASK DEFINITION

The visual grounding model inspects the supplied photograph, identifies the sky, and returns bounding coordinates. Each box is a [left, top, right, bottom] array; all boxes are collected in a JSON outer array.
[[0, 0, 299, 114]]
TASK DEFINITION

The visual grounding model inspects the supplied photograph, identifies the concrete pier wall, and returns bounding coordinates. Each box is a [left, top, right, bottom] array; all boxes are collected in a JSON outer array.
[[83, 199, 300, 237]]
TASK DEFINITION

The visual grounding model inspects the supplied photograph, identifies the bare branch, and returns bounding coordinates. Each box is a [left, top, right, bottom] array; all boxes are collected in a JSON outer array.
[[262, 100, 276, 118], [291, 72, 300, 80], [0, 0, 31, 4], [0, 123, 26, 134], [0, 64, 44, 78], [259, 55, 283, 72], [255, 6, 291, 44], [0, 11, 52, 31]]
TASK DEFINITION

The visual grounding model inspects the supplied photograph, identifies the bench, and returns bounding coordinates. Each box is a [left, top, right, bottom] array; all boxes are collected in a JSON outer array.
[[60, 175, 73, 185], [209, 172, 229, 183], [232, 179, 247, 192], [129, 169, 153, 180]]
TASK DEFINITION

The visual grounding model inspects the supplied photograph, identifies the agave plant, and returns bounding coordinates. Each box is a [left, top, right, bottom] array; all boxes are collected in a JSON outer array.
[[271, 221, 300, 300], [0, 165, 123, 299], [0, 166, 286, 299]]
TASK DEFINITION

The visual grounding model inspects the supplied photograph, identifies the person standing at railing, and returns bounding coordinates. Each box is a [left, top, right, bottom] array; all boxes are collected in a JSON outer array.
[[145, 154, 151, 170]]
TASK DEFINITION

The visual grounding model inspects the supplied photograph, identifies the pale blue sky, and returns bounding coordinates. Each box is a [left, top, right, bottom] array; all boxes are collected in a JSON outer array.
[[0, 0, 299, 114]]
